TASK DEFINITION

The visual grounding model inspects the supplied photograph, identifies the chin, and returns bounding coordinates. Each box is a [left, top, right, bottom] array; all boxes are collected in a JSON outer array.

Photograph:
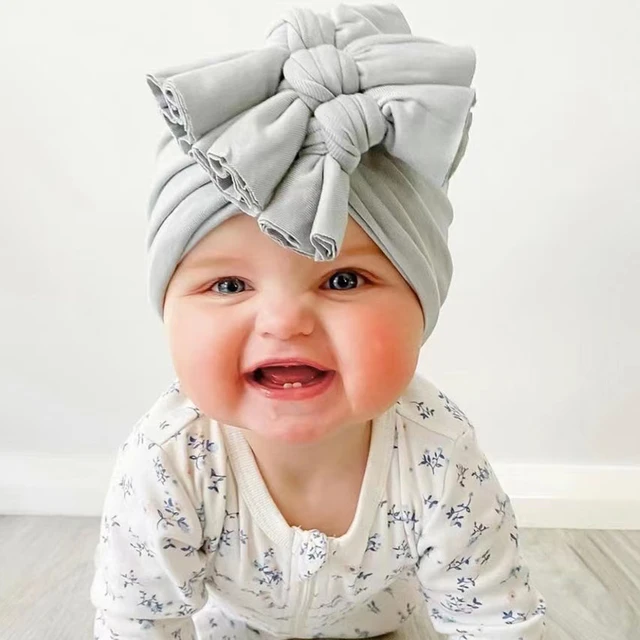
[[258, 423, 336, 446], [238, 413, 346, 445]]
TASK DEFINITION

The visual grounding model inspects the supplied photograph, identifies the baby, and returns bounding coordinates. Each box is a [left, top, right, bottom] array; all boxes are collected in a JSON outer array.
[[91, 3, 547, 639]]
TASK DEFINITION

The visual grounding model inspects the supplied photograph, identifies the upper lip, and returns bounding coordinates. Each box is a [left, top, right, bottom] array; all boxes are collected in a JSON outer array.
[[245, 358, 332, 374]]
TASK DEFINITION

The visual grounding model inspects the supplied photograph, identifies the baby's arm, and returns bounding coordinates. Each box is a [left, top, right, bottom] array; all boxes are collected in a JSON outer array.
[[416, 425, 547, 639], [91, 426, 209, 639]]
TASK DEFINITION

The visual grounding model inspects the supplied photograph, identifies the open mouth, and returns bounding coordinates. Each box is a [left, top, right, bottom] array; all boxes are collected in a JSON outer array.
[[250, 365, 330, 390]]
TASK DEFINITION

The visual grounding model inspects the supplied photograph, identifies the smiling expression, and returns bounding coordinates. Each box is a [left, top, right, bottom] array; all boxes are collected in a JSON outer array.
[[162, 213, 424, 444]]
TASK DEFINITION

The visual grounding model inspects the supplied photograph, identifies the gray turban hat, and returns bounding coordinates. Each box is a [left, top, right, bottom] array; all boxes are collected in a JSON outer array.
[[145, 3, 477, 344]]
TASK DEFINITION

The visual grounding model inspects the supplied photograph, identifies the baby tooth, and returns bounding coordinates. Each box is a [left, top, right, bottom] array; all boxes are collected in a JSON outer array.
[[281, 382, 304, 389]]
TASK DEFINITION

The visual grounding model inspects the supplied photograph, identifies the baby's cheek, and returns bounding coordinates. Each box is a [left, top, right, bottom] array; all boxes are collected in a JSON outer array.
[[169, 313, 212, 371], [341, 308, 419, 405], [168, 310, 240, 399]]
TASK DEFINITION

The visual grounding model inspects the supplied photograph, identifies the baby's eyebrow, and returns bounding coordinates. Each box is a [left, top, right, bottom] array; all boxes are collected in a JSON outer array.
[[339, 245, 384, 259]]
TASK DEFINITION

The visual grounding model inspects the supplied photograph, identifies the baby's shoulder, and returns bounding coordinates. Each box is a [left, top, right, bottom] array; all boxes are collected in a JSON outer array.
[[133, 378, 224, 449], [395, 372, 475, 445]]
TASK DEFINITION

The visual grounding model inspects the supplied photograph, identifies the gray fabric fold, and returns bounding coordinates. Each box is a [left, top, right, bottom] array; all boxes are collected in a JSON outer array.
[[145, 3, 477, 344]]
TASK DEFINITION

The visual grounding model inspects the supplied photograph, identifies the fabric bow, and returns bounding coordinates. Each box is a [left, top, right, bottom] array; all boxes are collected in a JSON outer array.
[[146, 3, 476, 260]]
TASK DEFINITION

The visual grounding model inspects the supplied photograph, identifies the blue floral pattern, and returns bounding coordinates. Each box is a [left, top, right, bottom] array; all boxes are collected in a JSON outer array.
[[91, 374, 547, 639]]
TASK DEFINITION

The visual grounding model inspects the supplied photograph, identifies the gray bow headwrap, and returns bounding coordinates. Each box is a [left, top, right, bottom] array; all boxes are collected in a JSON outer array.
[[145, 3, 476, 344]]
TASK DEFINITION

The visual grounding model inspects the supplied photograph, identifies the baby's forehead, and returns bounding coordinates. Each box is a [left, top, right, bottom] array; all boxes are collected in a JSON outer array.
[[181, 213, 384, 268]]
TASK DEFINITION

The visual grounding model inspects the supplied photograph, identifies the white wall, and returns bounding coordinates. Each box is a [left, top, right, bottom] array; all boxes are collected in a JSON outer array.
[[1, 0, 638, 525]]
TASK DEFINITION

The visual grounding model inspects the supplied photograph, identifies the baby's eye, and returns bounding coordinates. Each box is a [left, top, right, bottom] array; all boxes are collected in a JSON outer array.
[[211, 277, 247, 295], [323, 270, 367, 291], [209, 271, 368, 295]]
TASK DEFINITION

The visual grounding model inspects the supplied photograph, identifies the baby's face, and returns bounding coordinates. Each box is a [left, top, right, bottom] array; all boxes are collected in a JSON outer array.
[[163, 213, 424, 444]]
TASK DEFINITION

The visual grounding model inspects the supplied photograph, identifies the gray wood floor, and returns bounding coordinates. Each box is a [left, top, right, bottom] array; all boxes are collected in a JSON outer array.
[[0, 516, 638, 639]]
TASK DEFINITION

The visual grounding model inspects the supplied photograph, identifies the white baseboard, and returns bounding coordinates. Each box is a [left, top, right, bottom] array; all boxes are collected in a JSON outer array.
[[0, 453, 116, 518], [0, 453, 638, 529]]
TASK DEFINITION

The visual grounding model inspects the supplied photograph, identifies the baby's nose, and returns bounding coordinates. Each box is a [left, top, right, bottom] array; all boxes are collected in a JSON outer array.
[[254, 294, 315, 339]]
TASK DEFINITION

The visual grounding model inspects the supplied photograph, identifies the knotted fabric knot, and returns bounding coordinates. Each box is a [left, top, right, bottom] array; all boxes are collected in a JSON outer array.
[[281, 43, 383, 175], [282, 44, 360, 112], [313, 92, 386, 174]]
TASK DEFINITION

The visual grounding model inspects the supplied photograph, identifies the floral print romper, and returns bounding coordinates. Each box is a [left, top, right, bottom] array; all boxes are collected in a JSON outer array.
[[91, 374, 547, 639]]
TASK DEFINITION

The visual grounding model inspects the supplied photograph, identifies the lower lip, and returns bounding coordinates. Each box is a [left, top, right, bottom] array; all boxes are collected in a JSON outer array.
[[245, 370, 336, 401]]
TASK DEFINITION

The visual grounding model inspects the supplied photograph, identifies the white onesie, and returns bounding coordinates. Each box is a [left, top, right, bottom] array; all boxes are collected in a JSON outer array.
[[91, 373, 547, 639]]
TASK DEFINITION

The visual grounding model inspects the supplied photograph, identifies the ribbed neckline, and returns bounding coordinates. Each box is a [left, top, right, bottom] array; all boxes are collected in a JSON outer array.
[[221, 403, 396, 554]]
